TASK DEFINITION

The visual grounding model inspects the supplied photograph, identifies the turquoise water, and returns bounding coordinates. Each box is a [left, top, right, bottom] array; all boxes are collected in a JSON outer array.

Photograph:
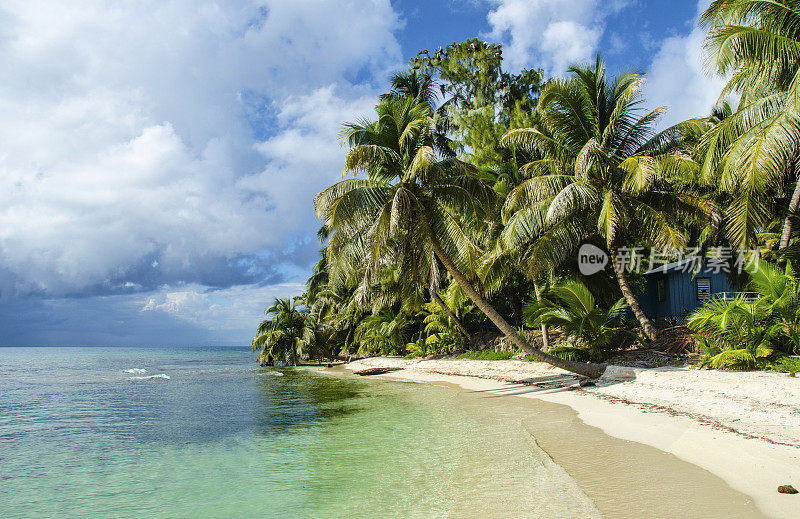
[[0, 347, 599, 518]]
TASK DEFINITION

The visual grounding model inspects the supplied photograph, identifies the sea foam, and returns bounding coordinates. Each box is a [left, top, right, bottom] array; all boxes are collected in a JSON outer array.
[[129, 374, 170, 381], [123, 368, 147, 374]]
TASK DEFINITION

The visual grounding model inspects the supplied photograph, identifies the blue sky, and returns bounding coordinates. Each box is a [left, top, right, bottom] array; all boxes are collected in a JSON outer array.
[[0, 0, 724, 346]]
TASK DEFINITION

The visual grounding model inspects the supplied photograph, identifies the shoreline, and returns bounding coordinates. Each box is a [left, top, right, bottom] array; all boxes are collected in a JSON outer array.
[[327, 357, 800, 519]]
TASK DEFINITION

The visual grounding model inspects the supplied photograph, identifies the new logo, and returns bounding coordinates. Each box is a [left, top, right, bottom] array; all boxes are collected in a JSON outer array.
[[578, 244, 608, 275]]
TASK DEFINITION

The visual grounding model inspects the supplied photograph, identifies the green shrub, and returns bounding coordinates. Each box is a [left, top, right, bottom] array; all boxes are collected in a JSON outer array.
[[406, 330, 464, 358], [689, 295, 780, 370], [458, 350, 516, 360], [426, 331, 465, 355], [690, 261, 800, 369], [768, 356, 800, 373], [524, 279, 633, 362], [543, 345, 594, 363]]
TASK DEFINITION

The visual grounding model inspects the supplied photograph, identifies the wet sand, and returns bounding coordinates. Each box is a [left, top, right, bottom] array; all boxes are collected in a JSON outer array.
[[322, 360, 800, 518]]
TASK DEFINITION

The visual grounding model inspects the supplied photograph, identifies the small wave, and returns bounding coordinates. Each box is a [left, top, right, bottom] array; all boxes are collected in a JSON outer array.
[[123, 368, 147, 374], [257, 370, 284, 376], [129, 374, 170, 381]]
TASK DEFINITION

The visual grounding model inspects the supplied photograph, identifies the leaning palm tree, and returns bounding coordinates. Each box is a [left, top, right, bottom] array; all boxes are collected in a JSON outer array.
[[501, 57, 713, 341], [316, 96, 607, 377], [700, 0, 800, 250], [312, 284, 363, 354]]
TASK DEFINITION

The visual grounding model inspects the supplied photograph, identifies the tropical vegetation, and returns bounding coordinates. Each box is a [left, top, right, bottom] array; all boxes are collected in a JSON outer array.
[[254, 2, 800, 374]]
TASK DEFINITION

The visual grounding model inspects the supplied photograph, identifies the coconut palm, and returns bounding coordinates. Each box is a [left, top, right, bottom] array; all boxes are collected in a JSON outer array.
[[252, 297, 307, 366], [747, 260, 800, 349], [501, 57, 713, 341], [316, 96, 607, 377], [524, 279, 632, 362], [381, 70, 455, 158], [312, 284, 363, 354], [381, 70, 439, 107], [700, 0, 800, 250], [299, 318, 336, 363], [305, 250, 329, 305], [480, 246, 552, 348]]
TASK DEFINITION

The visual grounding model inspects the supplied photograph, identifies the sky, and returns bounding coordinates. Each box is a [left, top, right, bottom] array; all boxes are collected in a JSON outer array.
[[0, 0, 726, 346]]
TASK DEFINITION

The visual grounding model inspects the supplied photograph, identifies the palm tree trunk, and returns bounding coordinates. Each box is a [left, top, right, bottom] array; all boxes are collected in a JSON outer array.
[[433, 292, 471, 340], [780, 177, 800, 250], [432, 243, 606, 378], [611, 249, 658, 341], [507, 286, 523, 327], [532, 278, 550, 351]]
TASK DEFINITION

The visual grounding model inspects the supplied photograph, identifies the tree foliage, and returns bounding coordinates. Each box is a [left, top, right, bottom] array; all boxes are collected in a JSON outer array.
[[251, 31, 800, 374]]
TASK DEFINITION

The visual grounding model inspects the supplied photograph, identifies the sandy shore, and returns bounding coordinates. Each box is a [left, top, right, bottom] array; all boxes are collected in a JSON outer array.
[[338, 357, 800, 519]]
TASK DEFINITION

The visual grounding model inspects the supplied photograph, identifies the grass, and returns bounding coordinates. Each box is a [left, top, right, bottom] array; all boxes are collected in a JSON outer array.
[[457, 350, 516, 360]]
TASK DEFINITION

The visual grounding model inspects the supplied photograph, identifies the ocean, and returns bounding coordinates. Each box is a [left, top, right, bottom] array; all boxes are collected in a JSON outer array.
[[0, 347, 601, 518]]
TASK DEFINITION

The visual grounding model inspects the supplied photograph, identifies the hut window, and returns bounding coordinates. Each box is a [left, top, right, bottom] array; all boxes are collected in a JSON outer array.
[[657, 279, 666, 301], [697, 278, 711, 301]]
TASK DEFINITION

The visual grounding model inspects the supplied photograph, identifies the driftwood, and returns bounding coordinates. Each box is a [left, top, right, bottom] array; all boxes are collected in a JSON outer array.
[[352, 367, 403, 376]]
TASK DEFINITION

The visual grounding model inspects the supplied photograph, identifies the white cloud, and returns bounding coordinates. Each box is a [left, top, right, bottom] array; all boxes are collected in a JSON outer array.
[[644, 0, 728, 128], [140, 282, 304, 333], [484, 0, 726, 127], [0, 0, 401, 300], [485, 0, 625, 74], [240, 85, 378, 226], [540, 21, 601, 72]]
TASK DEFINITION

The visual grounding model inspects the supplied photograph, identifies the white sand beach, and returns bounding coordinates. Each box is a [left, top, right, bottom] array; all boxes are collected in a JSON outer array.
[[336, 358, 800, 519]]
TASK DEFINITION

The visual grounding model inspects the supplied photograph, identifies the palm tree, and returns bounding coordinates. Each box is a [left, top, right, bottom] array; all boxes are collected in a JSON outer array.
[[430, 291, 471, 340], [480, 246, 551, 348], [305, 250, 329, 305], [299, 319, 334, 363], [426, 278, 479, 340], [381, 70, 455, 157], [700, 0, 800, 250], [312, 284, 363, 355], [381, 70, 439, 107], [354, 310, 413, 355], [524, 279, 632, 362], [501, 57, 713, 341], [316, 96, 607, 377], [252, 297, 307, 366], [687, 295, 779, 369]]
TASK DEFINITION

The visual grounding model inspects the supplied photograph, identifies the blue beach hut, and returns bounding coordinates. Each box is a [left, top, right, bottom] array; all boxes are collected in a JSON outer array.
[[638, 260, 740, 321]]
